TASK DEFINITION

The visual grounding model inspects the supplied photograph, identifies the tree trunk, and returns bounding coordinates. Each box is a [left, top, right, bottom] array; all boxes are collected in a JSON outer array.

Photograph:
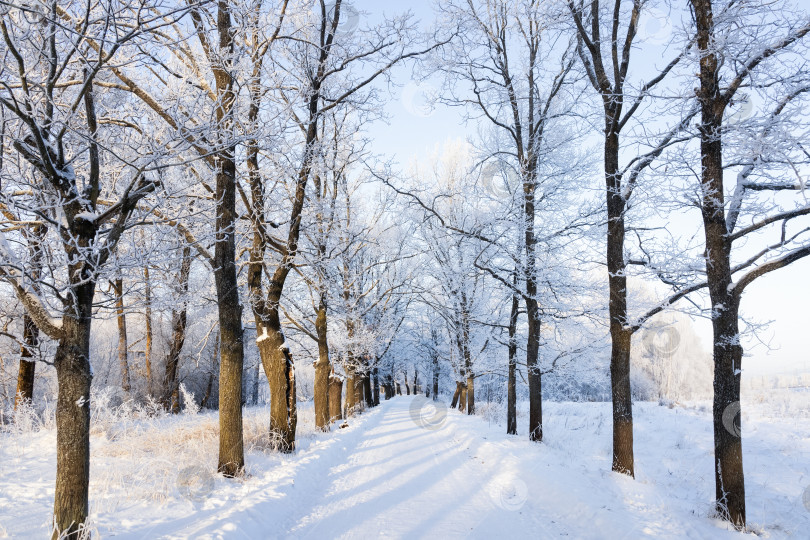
[[314, 295, 331, 430], [354, 369, 364, 411], [143, 264, 153, 395], [214, 152, 246, 474], [258, 306, 296, 452], [526, 297, 542, 441], [211, 0, 245, 478], [432, 353, 439, 401], [711, 299, 745, 525], [16, 225, 44, 410], [328, 375, 343, 422], [201, 351, 217, 411], [252, 355, 261, 405], [52, 281, 94, 539], [113, 278, 131, 392], [404, 372, 410, 395], [14, 315, 38, 410], [458, 383, 467, 412], [345, 360, 363, 417], [466, 373, 475, 415], [363, 369, 373, 408], [604, 114, 634, 474], [450, 381, 461, 408], [507, 279, 519, 435], [372, 366, 380, 406], [691, 0, 745, 524], [164, 247, 192, 414]]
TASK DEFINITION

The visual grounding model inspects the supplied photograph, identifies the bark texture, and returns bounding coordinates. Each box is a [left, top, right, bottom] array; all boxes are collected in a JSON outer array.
[[14, 315, 38, 409], [328, 375, 343, 422], [112, 278, 131, 392], [372, 367, 380, 406], [432, 353, 439, 401], [143, 264, 153, 394], [163, 247, 192, 414], [208, 0, 246, 477], [507, 281, 519, 435], [314, 297, 331, 430], [691, 0, 745, 524]]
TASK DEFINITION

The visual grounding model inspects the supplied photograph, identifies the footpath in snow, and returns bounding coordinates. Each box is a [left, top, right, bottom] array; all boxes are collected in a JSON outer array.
[[2, 395, 809, 538]]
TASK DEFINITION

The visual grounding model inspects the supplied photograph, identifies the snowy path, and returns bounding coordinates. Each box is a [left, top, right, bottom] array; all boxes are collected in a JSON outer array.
[[162, 396, 552, 539], [4, 395, 807, 538], [116, 397, 748, 539]]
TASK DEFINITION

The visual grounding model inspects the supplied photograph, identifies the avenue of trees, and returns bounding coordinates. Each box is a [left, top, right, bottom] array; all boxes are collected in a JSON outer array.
[[1, 0, 808, 535]]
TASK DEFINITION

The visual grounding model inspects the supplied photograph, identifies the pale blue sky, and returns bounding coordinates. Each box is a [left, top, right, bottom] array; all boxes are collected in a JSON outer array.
[[356, 0, 809, 377]]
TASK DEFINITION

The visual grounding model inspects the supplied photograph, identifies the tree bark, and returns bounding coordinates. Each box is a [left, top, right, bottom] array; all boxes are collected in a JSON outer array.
[[314, 295, 331, 430], [466, 373, 475, 415], [143, 264, 153, 394], [345, 360, 362, 418], [526, 297, 542, 441], [14, 315, 38, 410], [450, 381, 461, 408], [432, 353, 439, 402], [164, 246, 192, 414], [600, 111, 634, 473], [209, 0, 245, 477], [328, 375, 343, 422], [52, 278, 94, 539], [507, 279, 519, 435], [691, 0, 745, 524], [354, 368, 364, 411], [363, 368, 373, 408], [14, 225, 45, 410], [372, 366, 380, 406], [202, 335, 219, 410], [258, 306, 297, 452], [112, 278, 131, 392], [458, 383, 467, 412]]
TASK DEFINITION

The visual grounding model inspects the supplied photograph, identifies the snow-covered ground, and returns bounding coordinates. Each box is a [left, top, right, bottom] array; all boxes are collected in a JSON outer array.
[[1, 393, 809, 538]]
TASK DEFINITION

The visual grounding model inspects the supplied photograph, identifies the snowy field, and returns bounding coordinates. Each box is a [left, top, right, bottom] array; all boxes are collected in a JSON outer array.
[[1, 393, 809, 539]]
